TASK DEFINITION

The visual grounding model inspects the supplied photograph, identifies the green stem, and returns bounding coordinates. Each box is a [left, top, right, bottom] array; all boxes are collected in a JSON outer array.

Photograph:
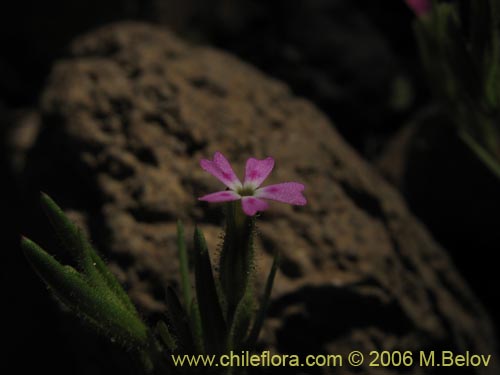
[[460, 129, 500, 180], [219, 202, 255, 327]]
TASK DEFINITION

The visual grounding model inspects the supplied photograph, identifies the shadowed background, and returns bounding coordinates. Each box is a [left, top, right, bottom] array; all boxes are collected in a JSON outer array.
[[1, 1, 498, 374]]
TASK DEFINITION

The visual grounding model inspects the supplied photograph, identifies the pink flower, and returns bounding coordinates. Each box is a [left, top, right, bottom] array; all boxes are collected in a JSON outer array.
[[405, 0, 431, 17], [199, 152, 307, 216]]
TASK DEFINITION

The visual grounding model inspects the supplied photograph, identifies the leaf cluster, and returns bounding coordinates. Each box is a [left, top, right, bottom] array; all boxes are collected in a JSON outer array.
[[415, 0, 500, 177]]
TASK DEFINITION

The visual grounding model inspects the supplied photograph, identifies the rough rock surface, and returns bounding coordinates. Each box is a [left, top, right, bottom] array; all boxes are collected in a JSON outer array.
[[24, 23, 497, 374]]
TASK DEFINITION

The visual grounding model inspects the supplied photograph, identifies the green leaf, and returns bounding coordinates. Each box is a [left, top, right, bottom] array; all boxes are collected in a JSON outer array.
[[189, 299, 204, 354], [40, 192, 137, 314], [470, 0, 492, 62], [245, 252, 279, 350], [88, 247, 138, 315], [40, 193, 103, 281], [40, 192, 87, 265], [176, 221, 192, 314], [156, 321, 177, 352], [416, 3, 463, 104], [425, 3, 482, 107], [21, 237, 149, 348], [484, 0, 500, 107], [165, 287, 195, 353], [227, 284, 253, 351], [193, 227, 227, 354], [460, 129, 500, 180]]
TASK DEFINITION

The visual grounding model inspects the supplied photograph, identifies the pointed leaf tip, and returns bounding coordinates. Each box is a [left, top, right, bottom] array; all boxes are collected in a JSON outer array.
[[20, 236, 36, 252], [245, 251, 279, 350], [194, 226, 208, 254]]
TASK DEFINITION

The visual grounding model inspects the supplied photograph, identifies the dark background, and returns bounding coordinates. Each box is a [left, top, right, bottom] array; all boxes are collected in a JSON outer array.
[[1, 0, 498, 373]]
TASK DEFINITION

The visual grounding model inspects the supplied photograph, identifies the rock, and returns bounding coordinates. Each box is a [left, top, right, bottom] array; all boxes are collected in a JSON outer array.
[[4, 109, 42, 175], [21, 23, 497, 374], [2, 0, 420, 157]]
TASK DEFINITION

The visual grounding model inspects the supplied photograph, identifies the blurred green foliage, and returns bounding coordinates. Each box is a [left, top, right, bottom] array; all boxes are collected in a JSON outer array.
[[415, 0, 500, 178]]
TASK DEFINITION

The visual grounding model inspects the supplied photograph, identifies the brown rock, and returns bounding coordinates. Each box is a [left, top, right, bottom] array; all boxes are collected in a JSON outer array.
[[23, 23, 497, 374]]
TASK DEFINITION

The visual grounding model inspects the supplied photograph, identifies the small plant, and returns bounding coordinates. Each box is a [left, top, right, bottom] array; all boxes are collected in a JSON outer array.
[[409, 0, 500, 178], [21, 152, 307, 373]]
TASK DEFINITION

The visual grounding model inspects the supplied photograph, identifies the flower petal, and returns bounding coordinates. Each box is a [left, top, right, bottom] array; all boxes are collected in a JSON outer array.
[[199, 190, 241, 203], [243, 157, 275, 189], [241, 197, 269, 216], [200, 152, 242, 190], [405, 0, 431, 16], [256, 182, 307, 205]]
